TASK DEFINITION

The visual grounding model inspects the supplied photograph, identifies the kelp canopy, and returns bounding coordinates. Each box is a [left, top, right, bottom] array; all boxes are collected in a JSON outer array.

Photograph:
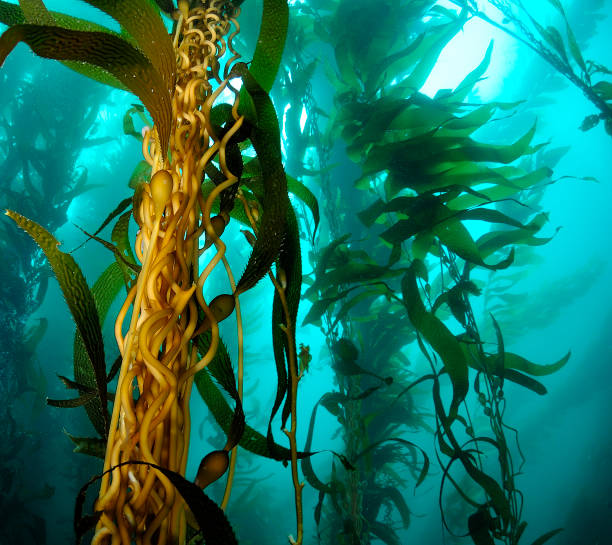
[[0, 0, 609, 544]]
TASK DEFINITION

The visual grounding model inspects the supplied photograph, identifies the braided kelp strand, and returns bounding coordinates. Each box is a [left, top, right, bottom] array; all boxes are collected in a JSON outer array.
[[94, 2, 244, 543]]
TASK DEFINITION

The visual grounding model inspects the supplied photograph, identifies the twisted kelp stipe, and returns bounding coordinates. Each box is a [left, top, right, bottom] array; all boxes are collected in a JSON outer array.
[[94, 3, 245, 542]]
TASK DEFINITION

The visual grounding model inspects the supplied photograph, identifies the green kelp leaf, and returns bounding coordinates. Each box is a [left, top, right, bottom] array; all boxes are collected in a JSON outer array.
[[302, 395, 335, 494], [7, 210, 109, 435], [460, 122, 539, 164], [74, 197, 132, 251], [463, 344, 568, 392], [0, 1, 25, 25], [19, 0, 54, 25], [441, 104, 499, 133], [112, 210, 139, 287], [194, 366, 304, 461], [503, 369, 547, 395], [503, 351, 570, 376], [302, 296, 339, 327], [194, 320, 245, 451], [448, 167, 553, 210], [332, 337, 359, 361], [378, 196, 514, 269], [367, 33, 425, 93], [123, 106, 144, 140], [433, 218, 515, 270], [232, 63, 288, 295], [546, 0, 565, 13], [411, 231, 435, 260], [273, 204, 302, 431], [9, 0, 127, 89], [579, 114, 600, 132], [64, 431, 106, 459], [74, 224, 139, 277], [541, 25, 569, 64], [369, 521, 401, 545], [401, 263, 468, 416], [564, 20, 587, 75], [477, 213, 555, 257], [319, 262, 405, 294], [530, 528, 564, 545], [449, 40, 493, 103], [381, 486, 411, 528], [129, 160, 152, 189], [311, 233, 351, 284], [394, 19, 465, 93], [354, 437, 429, 488], [237, 0, 288, 117], [0, 24, 171, 158], [328, 283, 393, 332], [250, 0, 288, 92], [47, 391, 97, 408], [432, 282, 480, 326], [287, 175, 319, 241], [74, 261, 125, 434], [81, 0, 175, 92]]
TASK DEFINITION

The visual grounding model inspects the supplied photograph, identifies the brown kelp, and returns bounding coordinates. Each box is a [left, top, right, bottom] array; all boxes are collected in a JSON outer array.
[[285, 1, 571, 543], [1, 0, 311, 543], [451, 0, 612, 135], [0, 0, 595, 544]]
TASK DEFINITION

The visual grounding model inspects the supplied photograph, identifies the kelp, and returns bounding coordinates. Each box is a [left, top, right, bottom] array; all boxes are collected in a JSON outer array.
[[1, 0, 315, 543], [456, 0, 612, 135], [0, 0, 586, 543], [288, 1, 573, 543]]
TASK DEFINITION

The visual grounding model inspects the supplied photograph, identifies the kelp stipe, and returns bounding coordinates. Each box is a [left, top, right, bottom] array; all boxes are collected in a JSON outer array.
[[1, 0, 312, 543]]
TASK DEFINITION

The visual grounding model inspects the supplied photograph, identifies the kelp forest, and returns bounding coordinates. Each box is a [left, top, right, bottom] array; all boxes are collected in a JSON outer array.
[[0, 0, 610, 544]]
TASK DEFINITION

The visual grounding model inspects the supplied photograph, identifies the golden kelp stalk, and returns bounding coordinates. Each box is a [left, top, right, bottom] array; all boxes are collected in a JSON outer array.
[[1, 0, 301, 543], [94, 2, 243, 543]]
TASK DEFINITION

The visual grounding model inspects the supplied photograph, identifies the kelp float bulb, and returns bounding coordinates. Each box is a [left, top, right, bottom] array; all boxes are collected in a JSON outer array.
[[194, 449, 230, 489], [150, 169, 173, 218], [195, 294, 235, 335], [203, 214, 227, 250]]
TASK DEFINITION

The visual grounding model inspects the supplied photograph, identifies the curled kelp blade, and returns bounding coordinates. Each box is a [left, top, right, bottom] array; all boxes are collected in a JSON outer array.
[[80, 0, 175, 93], [401, 261, 468, 418], [2, 0, 128, 89], [250, 0, 288, 92], [275, 206, 302, 431], [0, 24, 171, 158], [235, 0, 288, 119], [6, 210, 109, 435], [75, 461, 239, 545], [245, 163, 319, 242], [72, 262, 125, 435], [64, 431, 106, 459], [232, 62, 288, 295], [194, 329, 246, 453]]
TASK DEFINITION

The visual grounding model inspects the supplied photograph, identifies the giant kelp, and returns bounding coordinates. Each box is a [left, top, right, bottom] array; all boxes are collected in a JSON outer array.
[[0, 0, 597, 544], [451, 0, 612, 135], [0, 0, 310, 543], [284, 1, 574, 544]]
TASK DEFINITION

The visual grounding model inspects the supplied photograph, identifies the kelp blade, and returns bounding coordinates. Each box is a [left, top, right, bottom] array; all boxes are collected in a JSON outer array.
[[0, 24, 171, 157], [6, 210, 109, 434]]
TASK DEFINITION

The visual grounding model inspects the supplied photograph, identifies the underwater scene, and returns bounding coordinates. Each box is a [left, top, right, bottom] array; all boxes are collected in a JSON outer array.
[[0, 0, 610, 544]]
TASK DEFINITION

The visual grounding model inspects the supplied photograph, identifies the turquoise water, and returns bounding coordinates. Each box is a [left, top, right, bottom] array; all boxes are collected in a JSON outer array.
[[0, 1, 610, 544]]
